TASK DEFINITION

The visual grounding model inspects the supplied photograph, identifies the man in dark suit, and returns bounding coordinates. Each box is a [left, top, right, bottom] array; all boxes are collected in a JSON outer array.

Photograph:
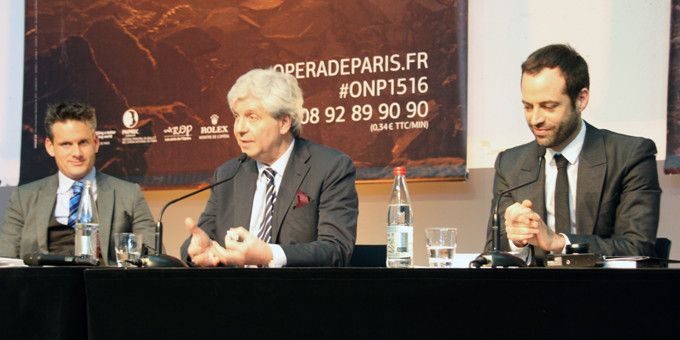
[[486, 44, 661, 262], [180, 68, 358, 267], [0, 103, 156, 265]]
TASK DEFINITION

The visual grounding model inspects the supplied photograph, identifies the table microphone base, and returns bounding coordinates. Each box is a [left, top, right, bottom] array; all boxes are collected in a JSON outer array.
[[470, 251, 527, 268], [140, 254, 188, 267]]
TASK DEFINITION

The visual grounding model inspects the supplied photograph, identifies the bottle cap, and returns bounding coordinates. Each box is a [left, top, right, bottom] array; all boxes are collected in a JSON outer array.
[[393, 166, 406, 176]]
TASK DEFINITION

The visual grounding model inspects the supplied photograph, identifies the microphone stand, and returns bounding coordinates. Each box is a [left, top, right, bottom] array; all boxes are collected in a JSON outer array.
[[471, 195, 531, 268], [137, 196, 192, 268], [471, 149, 545, 268], [139, 153, 247, 267]]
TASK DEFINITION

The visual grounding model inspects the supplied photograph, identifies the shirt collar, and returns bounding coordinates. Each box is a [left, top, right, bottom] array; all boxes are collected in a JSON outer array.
[[256, 139, 295, 177], [546, 119, 586, 165], [57, 168, 97, 194]]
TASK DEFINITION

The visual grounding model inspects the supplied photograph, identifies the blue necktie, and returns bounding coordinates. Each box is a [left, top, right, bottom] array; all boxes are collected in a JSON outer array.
[[256, 168, 277, 243], [68, 181, 84, 228]]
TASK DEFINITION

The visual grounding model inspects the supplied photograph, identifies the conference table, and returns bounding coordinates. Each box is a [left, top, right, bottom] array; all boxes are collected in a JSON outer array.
[[2, 265, 680, 339]]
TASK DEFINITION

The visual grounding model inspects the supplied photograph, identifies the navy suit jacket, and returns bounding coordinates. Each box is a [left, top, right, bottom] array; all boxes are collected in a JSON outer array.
[[486, 122, 661, 257], [180, 138, 358, 266]]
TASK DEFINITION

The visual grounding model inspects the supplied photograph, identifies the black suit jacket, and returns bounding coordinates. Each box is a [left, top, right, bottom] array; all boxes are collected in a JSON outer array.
[[180, 138, 358, 266], [486, 122, 661, 257]]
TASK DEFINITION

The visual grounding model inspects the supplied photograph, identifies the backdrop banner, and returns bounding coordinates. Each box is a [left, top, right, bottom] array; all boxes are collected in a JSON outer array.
[[21, 0, 468, 187], [666, 0, 680, 173]]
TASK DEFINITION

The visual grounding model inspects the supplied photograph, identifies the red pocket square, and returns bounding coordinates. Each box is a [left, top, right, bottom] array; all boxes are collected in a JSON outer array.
[[294, 191, 310, 209]]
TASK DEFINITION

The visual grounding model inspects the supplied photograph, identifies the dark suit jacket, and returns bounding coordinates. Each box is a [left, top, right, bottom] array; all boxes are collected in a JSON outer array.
[[486, 122, 661, 257], [0, 172, 156, 265], [180, 138, 358, 266]]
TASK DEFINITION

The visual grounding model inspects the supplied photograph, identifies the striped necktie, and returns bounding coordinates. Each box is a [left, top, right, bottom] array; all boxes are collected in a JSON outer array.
[[256, 168, 277, 243], [68, 181, 84, 228]]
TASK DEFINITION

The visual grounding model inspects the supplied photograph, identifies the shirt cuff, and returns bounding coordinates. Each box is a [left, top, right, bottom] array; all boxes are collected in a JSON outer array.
[[508, 240, 532, 264], [509, 239, 523, 251], [557, 233, 571, 254], [268, 244, 287, 268]]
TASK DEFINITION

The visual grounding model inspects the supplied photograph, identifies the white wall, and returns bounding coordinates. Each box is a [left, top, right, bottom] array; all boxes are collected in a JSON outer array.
[[1, 0, 677, 265], [468, 0, 670, 169], [0, 0, 24, 186]]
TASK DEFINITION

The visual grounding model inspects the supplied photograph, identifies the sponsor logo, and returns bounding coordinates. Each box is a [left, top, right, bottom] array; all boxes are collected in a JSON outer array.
[[95, 130, 116, 146], [122, 109, 139, 128], [199, 114, 230, 140], [163, 124, 193, 142], [120, 109, 157, 145]]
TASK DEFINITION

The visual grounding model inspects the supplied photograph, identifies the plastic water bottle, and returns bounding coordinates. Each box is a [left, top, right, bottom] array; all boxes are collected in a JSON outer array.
[[386, 166, 413, 268], [75, 180, 100, 259]]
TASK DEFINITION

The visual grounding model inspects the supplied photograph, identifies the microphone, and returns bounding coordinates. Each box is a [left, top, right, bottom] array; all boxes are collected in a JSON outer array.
[[23, 253, 100, 267], [471, 147, 545, 268], [141, 153, 248, 267]]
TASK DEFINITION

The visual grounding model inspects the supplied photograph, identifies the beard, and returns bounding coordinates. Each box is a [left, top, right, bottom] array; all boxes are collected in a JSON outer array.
[[534, 111, 581, 149]]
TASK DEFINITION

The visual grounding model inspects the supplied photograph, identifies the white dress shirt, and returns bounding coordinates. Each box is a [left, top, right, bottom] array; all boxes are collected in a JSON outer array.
[[54, 168, 97, 225], [544, 119, 586, 239], [248, 140, 295, 267], [510, 119, 586, 256]]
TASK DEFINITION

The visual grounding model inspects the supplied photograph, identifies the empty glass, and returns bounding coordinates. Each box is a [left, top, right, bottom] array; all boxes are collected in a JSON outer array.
[[113, 233, 142, 268]]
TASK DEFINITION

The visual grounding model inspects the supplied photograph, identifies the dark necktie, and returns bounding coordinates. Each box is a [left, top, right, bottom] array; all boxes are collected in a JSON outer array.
[[68, 181, 84, 228], [554, 154, 571, 235], [256, 168, 277, 243]]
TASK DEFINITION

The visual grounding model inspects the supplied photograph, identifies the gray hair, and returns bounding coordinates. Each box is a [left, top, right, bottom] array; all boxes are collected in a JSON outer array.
[[227, 68, 303, 138]]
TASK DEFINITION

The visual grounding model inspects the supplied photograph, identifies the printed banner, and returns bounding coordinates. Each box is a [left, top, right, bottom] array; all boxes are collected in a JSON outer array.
[[22, 0, 468, 187], [666, 0, 680, 173]]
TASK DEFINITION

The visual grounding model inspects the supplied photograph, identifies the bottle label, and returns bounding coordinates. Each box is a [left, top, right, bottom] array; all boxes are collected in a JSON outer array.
[[387, 225, 413, 257], [75, 223, 100, 258]]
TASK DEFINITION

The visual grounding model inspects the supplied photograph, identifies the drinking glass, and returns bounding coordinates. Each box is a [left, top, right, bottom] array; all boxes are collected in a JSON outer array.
[[425, 227, 457, 268], [113, 233, 142, 268]]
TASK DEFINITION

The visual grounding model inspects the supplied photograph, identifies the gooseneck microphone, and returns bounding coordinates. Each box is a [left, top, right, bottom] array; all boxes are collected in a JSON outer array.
[[471, 147, 546, 268], [140, 153, 248, 267], [23, 253, 100, 266]]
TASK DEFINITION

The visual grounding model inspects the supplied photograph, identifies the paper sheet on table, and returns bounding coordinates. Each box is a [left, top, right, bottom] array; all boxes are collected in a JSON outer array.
[[602, 256, 649, 268], [0, 256, 27, 267]]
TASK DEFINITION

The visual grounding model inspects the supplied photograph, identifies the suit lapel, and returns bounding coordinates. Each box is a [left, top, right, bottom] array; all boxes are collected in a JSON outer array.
[[234, 160, 258, 230], [512, 145, 547, 261], [576, 123, 606, 235], [96, 172, 114, 263], [272, 140, 310, 242], [515, 144, 546, 220], [36, 175, 59, 252]]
